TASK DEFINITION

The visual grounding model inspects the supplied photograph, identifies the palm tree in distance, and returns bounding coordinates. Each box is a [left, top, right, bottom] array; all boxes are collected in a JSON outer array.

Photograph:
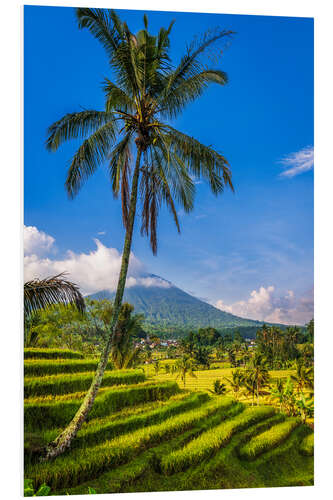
[[44, 8, 234, 460], [175, 355, 197, 388]]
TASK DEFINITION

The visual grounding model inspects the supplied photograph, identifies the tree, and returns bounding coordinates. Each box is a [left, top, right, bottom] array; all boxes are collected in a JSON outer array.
[[295, 394, 314, 423], [175, 355, 197, 388], [193, 345, 212, 369], [24, 273, 85, 320], [44, 8, 234, 459], [245, 354, 270, 405], [24, 274, 85, 348], [210, 379, 227, 396], [110, 303, 144, 369], [291, 360, 313, 395], [269, 378, 285, 412], [225, 368, 244, 400], [306, 318, 314, 343]]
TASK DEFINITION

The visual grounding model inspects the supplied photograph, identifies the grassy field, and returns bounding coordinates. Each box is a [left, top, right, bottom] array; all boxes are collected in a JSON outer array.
[[24, 349, 314, 495]]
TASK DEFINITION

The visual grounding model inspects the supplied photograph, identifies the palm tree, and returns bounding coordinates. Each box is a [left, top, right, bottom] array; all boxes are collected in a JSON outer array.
[[269, 378, 285, 412], [210, 379, 227, 396], [110, 303, 144, 369], [175, 355, 197, 388], [24, 273, 85, 319], [43, 8, 234, 459], [225, 368, 244, 400], [24, 274, 85, 347], [291, 360, 313, 395], [246, 353, 270, 405]]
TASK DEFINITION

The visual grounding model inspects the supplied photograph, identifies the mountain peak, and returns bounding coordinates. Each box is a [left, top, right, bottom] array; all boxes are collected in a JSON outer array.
[[89, 274, 266, 337]]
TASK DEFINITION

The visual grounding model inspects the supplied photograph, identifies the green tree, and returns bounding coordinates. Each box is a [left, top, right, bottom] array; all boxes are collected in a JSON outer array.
[[306, 318, 314, 343], [291, 360, 313, 395], [210, 379, 227, 396], [245, 354, 270, 405], [225, 368, 244, 400], [175, 355, 197, 388], [44, 8, 233, 459], [269, 378, 285, 412], [110, 303, 144, 369], [193, 345, 212, 369], [295, 394, 314, 423]]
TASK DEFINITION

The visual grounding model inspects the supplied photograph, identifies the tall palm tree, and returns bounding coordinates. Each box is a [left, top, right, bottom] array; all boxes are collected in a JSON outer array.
[[225, 368, 244, 400], [246, 353, 270, 405], [175, 355, 197, 388], [43, 8, 234, 459]]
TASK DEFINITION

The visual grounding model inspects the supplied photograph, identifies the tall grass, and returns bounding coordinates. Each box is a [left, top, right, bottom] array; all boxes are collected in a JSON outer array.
[[24, 359, 113, 377], [24, 381, 180, 431], [26, 397, 235, 489], [161, 406, 275, 474], [238, 417, 301, 460], [24, 348, 83, 360], [24, 369, 145, 397]]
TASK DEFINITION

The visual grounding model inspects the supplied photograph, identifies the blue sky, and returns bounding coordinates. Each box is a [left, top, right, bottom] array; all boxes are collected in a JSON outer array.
[[24, 5, 313, 324]]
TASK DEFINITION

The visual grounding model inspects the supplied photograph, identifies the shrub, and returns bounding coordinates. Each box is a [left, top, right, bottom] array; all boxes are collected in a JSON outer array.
[[24, 369, 145, 398], [24, 348, 83, 360], [26, 397, 235, 489], [24, 381, 180, 431], [24, 359, 113, 377], [238, 417, 300, 460], [161, 406, 275, 474], [299, 432, 314, 456]]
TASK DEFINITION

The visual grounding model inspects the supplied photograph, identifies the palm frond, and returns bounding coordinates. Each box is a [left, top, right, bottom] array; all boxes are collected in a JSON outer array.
[[159, 124, 234, 194], [24, 273, 85, 318], [159, 28, 234, 116], [158, 69, 228, 118], [66, 121, 118, 198], [46, 111, 116, 152], [103, 78, 135, 113]]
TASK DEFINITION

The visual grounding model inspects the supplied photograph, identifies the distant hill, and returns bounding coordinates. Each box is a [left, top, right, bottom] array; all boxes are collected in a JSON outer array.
[[89, 274, 270, 338]]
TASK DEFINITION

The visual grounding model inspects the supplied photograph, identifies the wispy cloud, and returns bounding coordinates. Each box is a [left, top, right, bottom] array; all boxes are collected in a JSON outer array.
[[279, 146, 314, 178], [97, 231, 106, 235]]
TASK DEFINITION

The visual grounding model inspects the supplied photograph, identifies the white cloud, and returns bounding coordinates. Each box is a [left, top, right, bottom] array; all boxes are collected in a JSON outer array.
[[215, 286, 313, 325], [97, 231, 106, 235], [279, 146, 314, 178], [24, 226, 171, 295], [24, 225, 55, 256]]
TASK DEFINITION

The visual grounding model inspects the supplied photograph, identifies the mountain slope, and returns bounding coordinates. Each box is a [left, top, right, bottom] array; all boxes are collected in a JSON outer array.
[[89, 274, 265, 337]]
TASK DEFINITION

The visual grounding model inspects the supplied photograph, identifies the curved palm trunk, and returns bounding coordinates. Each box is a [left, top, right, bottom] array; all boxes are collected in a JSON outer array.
[[44, 148, 142, 461]]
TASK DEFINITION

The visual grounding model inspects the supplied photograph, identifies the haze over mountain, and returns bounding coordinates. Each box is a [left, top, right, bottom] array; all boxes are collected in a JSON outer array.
[[89, 274, 269, 337]]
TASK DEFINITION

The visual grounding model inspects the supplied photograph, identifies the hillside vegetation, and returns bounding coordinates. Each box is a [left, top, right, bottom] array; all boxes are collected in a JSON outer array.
[[24, 349, 313, 495]]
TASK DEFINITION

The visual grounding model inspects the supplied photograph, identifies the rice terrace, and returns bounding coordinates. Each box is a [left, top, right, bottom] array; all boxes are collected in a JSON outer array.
[[24, 5, 314, 497]]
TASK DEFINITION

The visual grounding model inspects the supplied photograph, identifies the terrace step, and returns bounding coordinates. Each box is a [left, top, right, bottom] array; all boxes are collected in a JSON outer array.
[[24, 369, 146, 398], [24, 359, 113, 377], [26, 396, 237, 490], [24, 381, 180, 432]]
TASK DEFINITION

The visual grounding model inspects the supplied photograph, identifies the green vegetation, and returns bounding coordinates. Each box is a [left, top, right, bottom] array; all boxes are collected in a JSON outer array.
[[238, 417, 300, 460], [23, 5, 314, 488], [24, 370, 145, 397], [24, 348, 83, 360], [161, 406, 275, 474], [24, 359, 113, 377], [25, 381, 180, 431], [299, 432, 314, 456], [42, 4, 236, 459]]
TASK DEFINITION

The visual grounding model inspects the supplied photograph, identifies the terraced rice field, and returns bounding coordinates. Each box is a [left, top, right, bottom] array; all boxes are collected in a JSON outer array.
[[24, 349, 314, 495]]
